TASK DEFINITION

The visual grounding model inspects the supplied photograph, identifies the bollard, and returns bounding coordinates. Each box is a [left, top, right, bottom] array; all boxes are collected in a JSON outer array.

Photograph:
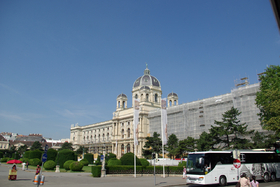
[[40, 175, 45, 185], [34, 175, 40, 185]]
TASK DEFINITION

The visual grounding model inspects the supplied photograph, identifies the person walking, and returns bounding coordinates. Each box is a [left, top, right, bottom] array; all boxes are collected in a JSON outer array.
[[35, 165, 41, 175], [250, 176, 259, 187], [26, 161, 29, 170], [183, 166, 187, 179], [239, 173, 251, 187]]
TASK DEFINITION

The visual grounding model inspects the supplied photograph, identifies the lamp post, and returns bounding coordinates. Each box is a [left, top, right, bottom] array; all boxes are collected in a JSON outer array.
[[101, 143, 106, 177]]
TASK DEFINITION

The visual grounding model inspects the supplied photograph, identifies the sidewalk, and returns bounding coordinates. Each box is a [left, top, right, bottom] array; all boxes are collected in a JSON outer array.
[[0, 163, 186, 187]]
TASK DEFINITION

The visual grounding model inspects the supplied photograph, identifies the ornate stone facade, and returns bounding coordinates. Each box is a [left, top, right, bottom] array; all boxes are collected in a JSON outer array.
[[70, 66, 171, 158]]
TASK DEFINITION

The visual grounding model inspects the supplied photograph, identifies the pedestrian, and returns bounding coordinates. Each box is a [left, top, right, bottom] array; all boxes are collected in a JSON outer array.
[[183, 166, 186, 179], [35, 165, 41, 175], [250, 176, 259, 187], [12, 164, 17, 171], [26, 161, 29, 170], [238, 173, 251, 187]]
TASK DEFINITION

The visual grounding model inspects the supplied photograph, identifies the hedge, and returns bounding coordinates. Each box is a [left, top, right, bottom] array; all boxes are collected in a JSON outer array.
[[30, 158, 42, 166], [1, 157, 8, 162], [178, 161, 187, 167], [30, 150, 43, 159], [70, 161, 84, 171], [84, 153, 94, 164], [99, 165, 183, 175], [44, 160, 56, 170], [24, 151, 31, 159], [63, 160, 75, 171], [107, 158, 121, 166], [91, 165, 101, 177], [120, 153, 141, 165], [56, 149, 76, 168], [80, 158, 89, 166], [47, 149, 57, 161], [139, 158, 150, 167]]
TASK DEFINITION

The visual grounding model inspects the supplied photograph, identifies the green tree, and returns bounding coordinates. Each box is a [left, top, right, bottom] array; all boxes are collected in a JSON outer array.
[[177, 137, 195, 157], [166, 134, 179, 159], [9, 145, 16, 155], [196, 132, 216, 151], [17, 145, 28, 156], [59, 142, 73, 151], [30, 141, 42, 151], [256, 65, 280, 136], [75, 146, 88, 155], [142, 132, 162, 158], [211, 107, 254, 149]]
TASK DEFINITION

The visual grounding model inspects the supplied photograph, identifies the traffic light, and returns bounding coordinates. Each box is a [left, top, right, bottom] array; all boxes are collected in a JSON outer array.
[[152, 153, 156, 159], [274, 141, 280, 154]]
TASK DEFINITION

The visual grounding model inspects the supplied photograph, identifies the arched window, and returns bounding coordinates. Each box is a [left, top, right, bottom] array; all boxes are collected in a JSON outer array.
[[135, 94, 138, 99], [118, 101, 120, 108], [121, 129, 124, 139], [121, 144, 124, 156], [107, 133, 109, 141], [146, 94, 149, 101], [169, 100, 172, 107], [73, 137, 75, 141], [98, 134, 100, 142], [103, 134, 105, 141], [123, 101, 125, 108], [155, 94, 158, 102], [127, 128, 130, 138], [127, 144, 130, 153], [174, 100, 177, 105]]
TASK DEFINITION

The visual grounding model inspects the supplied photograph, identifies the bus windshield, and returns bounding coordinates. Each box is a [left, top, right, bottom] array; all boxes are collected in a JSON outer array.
[[187, 153, 205, 175]]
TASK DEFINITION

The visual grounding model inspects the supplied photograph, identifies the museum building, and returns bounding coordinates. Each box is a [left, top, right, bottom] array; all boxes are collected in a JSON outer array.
[[70, 66, 264, 158]]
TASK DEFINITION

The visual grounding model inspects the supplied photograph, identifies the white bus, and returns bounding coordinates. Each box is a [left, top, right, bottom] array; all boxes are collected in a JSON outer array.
[[186, 150, 280, 186]]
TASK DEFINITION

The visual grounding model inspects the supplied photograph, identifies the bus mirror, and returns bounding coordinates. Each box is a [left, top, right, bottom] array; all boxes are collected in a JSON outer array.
[[199, 157, 204, 164]]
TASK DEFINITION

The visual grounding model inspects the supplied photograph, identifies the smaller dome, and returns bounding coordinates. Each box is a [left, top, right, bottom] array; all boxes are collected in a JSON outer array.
[[168, 92, 178, 97], [117, 93, 127, 98], [140, 86, 150, 90]]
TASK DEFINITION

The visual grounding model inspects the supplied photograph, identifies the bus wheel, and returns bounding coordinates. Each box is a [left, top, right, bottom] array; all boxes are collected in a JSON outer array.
[[264, 173, 269, 182], [271, 173, 276, 182], [219, 175, 227, 186]]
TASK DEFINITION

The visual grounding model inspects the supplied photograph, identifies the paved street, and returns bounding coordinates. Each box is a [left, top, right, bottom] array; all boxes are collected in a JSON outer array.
[[1, 164, 280, 187]]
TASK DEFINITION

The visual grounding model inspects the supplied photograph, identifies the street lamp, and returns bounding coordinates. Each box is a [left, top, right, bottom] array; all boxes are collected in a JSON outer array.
[[101, 143, 106, 177]]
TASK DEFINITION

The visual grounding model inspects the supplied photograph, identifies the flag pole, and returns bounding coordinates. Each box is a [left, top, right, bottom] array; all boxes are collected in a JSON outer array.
[[161, 99, 166, 178]]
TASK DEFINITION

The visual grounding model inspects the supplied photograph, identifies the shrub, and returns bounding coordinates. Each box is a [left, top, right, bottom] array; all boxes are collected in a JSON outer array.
[[80, 158, 89, 166], [63, 160, 75, 171], [107, 158, 121, 166], [30, 150, 42, 159], [120, 153, 141, 165], [56, 149, 76, 168], [70, 161, 84, 171], [47, 149, 57, 161], [105, 153, 116, 164], [84, 153, 94, 164], [44, 160, 56, 170], [178, 161, 187, 167], [24, 151, 31, 159], [95, 155, 102, 165], [1, 157, 8, 162], [91, 166, 101, 177], [30, 158, 42, 166], [139, 158, 150, 167], [12, 153, 20, 159], [0, 151, 3, 158]]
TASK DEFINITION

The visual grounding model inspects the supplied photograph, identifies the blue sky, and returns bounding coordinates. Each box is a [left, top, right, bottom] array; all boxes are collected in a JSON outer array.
[[0, 0, 279, 140]]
